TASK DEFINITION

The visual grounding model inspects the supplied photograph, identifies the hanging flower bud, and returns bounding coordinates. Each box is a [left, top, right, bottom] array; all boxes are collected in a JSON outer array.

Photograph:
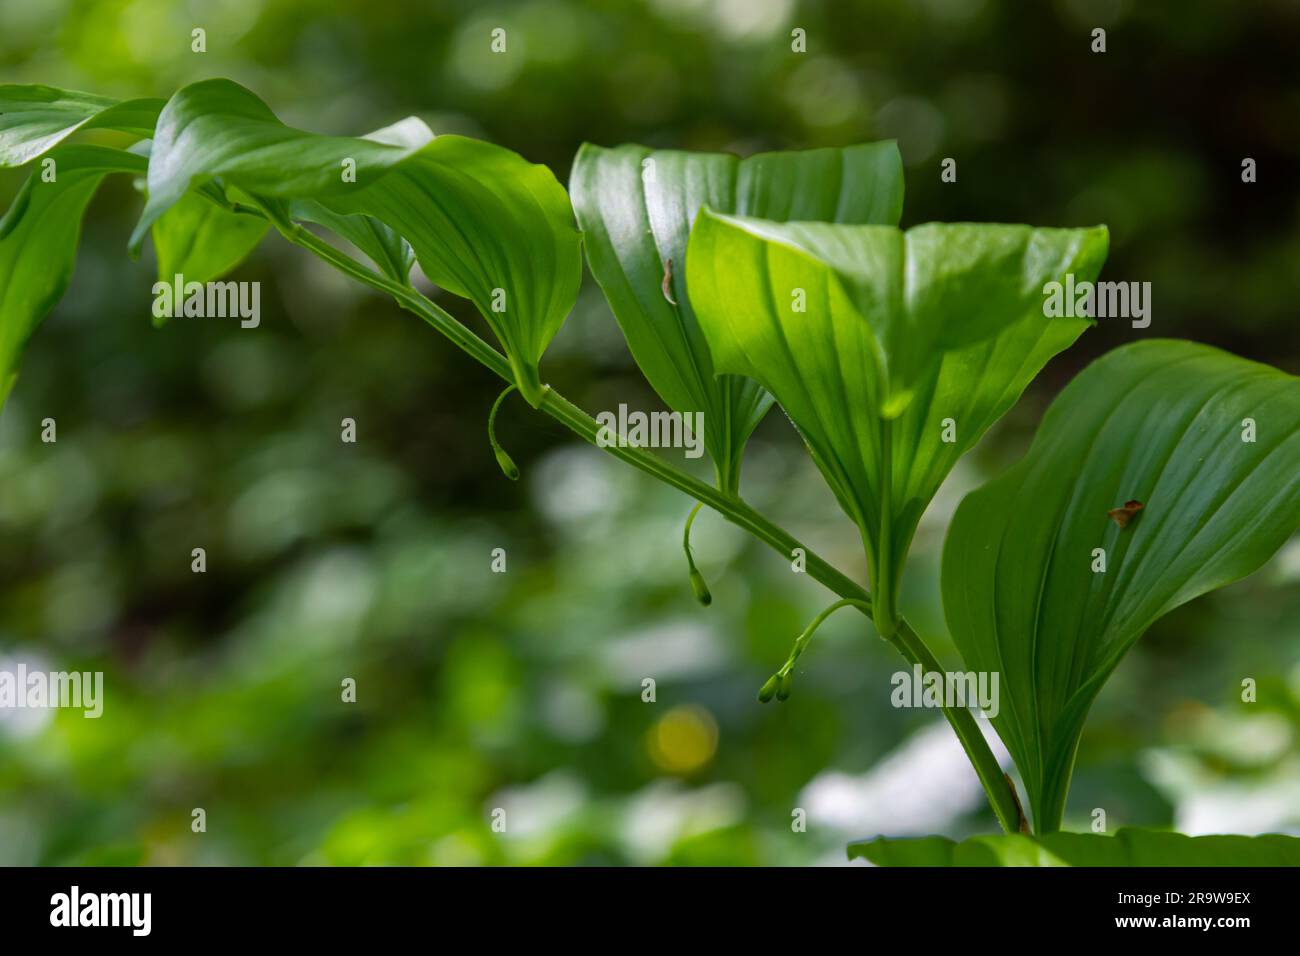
[[488, 384, 520, 481]]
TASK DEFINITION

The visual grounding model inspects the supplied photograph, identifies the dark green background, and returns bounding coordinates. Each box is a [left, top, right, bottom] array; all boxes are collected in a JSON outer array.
[[1, 0, 1297, 864]]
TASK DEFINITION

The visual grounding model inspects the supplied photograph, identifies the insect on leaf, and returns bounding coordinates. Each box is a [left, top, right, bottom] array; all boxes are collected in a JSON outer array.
[[1107, 499, 1144, 528]]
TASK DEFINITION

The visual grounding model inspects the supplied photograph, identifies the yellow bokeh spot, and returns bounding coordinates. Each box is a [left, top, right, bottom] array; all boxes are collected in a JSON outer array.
[[648, 705, 718, 775]]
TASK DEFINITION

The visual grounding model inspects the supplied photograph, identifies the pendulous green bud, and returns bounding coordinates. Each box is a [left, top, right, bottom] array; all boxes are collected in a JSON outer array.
[[757, 674, 779, 703], [689, 566, 712, 606], [494, 446, 520, 481], [775, 671, 794, 702]]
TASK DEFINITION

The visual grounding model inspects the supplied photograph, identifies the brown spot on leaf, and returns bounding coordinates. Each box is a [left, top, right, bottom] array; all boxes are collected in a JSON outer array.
[[662, 258, 677, 306], [1108, 499, 1144, 528]]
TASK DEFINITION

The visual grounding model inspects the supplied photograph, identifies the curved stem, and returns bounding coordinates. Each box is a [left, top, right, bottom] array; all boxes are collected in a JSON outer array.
[[781, 597, 871, 674], [683, 500, 705, 551], [487, 384, 520, 480], [488, 383, 517, 438], [760, 599, 872, 704], [276, 221, 1018, 833], [682, 501, 712, 605]]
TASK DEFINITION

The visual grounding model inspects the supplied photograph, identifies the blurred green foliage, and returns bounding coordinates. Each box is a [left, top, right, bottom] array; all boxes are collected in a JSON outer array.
[[1, 0, 1298, 864]]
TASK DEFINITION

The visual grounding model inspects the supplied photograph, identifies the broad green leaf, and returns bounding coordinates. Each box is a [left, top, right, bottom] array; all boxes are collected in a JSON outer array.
[[942, 340, 1300, 833], [0, 145, 146, 407], [849, 828, 1300, 866], [687, 211, 1107, 631], [325, 134, 582, 406], [130, 79, 581, 406], [128, 84, 431, 241], [145, 119, 413, 295], [570, 141, 903, 492], [0, 85, 163, 167], [150, 190, 270, 310]]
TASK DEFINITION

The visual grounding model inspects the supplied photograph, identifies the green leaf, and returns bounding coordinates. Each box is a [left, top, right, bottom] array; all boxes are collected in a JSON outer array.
[[570, 141, 903, 492], [130, 78, 581, 406], [0, 84, 163, 167], [128, 84, 429, 242], [150, 190, 270, 309], [147, 119, 412, 296], [687, 212, 1108, 633], [942, 340, 1300, 832], [0, 145, 146, 407], [325, 134, 582, 406], [849, 828, 1300, 866]]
